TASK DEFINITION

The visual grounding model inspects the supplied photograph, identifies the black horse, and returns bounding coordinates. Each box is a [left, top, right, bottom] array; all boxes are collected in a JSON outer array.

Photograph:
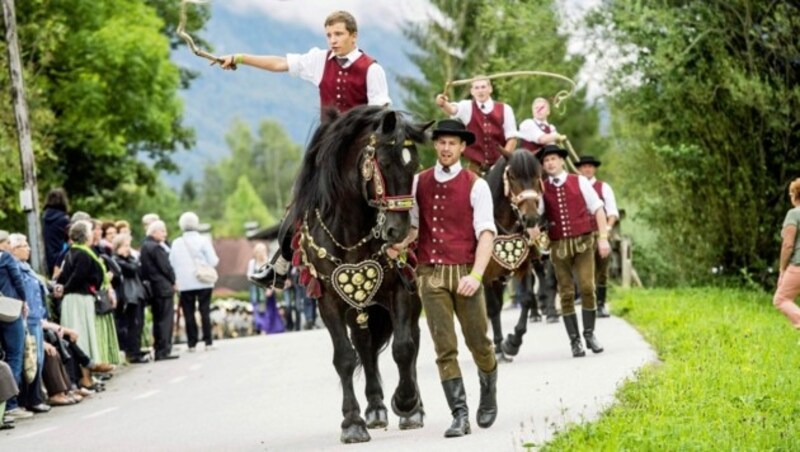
[[480, 150, 543, 362], [287, 106, 431, 443]]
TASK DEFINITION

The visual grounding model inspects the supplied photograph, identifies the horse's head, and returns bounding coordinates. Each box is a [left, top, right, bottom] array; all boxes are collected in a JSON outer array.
[[504, 149, 543, 227], [360, 110, 431, 244]]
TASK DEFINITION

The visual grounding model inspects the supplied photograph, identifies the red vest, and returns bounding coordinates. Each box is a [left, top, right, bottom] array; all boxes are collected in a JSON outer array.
[[520, 121, 551, 154], [319, 51, 374, 114], [464, 101, 506, 167], [543, 174, 595, 240], [417, 168, 478, 265], [592, 179, 605, 201]]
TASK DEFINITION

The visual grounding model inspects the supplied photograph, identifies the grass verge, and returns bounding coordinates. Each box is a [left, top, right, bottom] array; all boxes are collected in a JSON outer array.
[[544, 287, 799, 451]]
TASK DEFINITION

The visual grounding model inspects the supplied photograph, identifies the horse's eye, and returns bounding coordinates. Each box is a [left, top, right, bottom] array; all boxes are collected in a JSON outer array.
[[402, 148, 412, 166]]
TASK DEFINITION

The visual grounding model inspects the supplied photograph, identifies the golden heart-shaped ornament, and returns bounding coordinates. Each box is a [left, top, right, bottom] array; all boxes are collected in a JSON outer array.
[[331, 260, 384, 309], [491, 235, 530, 270]]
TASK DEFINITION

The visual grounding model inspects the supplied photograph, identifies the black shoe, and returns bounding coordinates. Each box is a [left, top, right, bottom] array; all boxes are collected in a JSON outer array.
[[127, 355, 151, 364], [476, 367, 498, 428], [248, 263, 287, 289], [563, 314, 586, 357], [583, 309, 604, 353], [442, 378, 471, 437], [155, 354, 180, 361], [546, 315, 560, 324], [529, 315, 542, 323], [597, 286, 610, 318], [597, 304, 610, 318]]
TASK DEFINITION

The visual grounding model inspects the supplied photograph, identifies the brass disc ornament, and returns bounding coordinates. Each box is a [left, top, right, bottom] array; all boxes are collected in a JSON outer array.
[[331, 260, 384, 310], [491, 235, 530, 270]]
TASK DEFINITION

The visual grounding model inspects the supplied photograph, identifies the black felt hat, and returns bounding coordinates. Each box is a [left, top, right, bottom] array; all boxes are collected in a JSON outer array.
[[431, 119, 476, 146], [577, 155, 602, 167], [537, 144, 568, 160]]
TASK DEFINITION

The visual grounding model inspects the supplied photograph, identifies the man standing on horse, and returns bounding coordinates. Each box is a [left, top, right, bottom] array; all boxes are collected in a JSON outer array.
[[221, 11, 392, 289], [536, 145, 611, 357], [518, 98, 566, 154], [577, 155, 619, 318], [389, 119, 499, 437], [434, 79, 517, 174]]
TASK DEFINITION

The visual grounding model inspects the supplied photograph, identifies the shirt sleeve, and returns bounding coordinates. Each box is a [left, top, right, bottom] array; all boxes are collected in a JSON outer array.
[[410, 175, 420, 229], [286, 47, 327, 85], [450, 100, 473, 125], [578, 175, 604, 214], [471, 178, 497, 238], [366, 63, 392, 106], [503, 104, 518, 141], [783, 209, 800, 229], [602, 183, 620, 219]]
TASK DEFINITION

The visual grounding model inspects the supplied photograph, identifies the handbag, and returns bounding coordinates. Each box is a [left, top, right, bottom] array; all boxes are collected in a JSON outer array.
[[0, 292, 23, 323], [94, 287, 115, 315], [184, 238, 218, 285], [23, 329, 37, 384]]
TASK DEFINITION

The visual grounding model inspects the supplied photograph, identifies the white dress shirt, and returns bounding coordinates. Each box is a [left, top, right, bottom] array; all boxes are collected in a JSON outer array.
[[286, 47, 392, 106], [448, 98, 517, 141], [537, 171, 604, 216], [518, 119, 557, 144], [587, 177, 619, 219], [410, 161, 497, 239]]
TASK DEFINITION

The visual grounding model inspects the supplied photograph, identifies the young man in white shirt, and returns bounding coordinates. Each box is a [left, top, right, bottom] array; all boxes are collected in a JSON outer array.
[[518, 97, 566, 154], [577, 155, 619, 318], [434, 79, 517, 174]]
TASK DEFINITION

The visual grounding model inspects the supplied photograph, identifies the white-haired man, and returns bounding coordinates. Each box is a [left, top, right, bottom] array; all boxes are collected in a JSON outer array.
[[139, 221, 178, 361]]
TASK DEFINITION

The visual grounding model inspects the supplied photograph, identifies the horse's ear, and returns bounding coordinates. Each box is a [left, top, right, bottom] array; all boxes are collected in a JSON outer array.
[[381, 111, 397, 135]]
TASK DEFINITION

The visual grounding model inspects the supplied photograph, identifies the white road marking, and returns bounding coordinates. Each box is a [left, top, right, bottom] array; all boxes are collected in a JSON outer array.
[[134, 390, 160, 400], [83, 407, 119, 419], [12, 426, 59, 439], [169, 375, 188, 384]]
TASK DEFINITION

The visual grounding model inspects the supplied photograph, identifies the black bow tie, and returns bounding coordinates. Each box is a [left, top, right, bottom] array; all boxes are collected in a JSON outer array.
[[442, 166, 451, 173], [336, 57, 348, 67], [553, 177, 560, 184]]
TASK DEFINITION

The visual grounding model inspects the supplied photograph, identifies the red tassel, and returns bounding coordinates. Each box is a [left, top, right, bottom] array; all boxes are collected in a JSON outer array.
[[299, 267, 311, 286], [292, 250, 302, 267], [306, 278, 323, 298], [291, 231, 302, 250]]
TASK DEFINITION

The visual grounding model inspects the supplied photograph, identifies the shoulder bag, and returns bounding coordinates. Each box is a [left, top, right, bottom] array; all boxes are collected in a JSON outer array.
[[184, 238, 218, 285]]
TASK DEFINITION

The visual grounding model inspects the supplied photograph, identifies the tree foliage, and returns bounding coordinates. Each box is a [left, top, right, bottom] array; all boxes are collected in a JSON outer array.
[[0, 0, 208, 230], [593, 0, 800, 285], [218, 175, 276, 238], [196, 118, 301, 235]]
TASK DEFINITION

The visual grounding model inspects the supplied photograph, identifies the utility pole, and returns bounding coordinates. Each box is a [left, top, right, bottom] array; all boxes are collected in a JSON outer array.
[[3, 0, 45, 273]]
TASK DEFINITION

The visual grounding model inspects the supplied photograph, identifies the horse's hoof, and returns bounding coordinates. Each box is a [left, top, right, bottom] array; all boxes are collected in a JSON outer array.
[[340, 423, 371, 443], [496, 351, 514, 363], [502, 336, 521, 356], [399, 409, 425, 430], [391, 393, 422, 418], [365, 406, 389, 429]]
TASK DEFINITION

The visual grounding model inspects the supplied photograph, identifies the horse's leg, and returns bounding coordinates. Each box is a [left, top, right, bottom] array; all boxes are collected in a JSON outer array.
[[389, 289, 425, 430], [484, 280, 512, 363], [503, 270, 533, 356], [350, 305, 390, 430], [319, 298, 370, 443]]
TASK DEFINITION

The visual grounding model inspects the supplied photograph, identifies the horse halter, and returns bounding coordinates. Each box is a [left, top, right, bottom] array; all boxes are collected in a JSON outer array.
[[361, 134, 415, 213], [503, 166, 540, 208]]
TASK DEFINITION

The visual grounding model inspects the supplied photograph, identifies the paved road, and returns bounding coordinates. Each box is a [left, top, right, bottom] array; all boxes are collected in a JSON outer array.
[[3, 307, 655, 451]]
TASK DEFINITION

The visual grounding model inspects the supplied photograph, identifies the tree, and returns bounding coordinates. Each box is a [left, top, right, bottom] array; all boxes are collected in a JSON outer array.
[[219, 175, 277, 237], [0, 0, 209, 231], [590, 0, 800, 285]]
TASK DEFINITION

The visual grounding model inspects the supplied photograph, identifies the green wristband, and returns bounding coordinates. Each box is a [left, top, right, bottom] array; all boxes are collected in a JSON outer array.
[[470, 270, 483, 282], [234, 53, 244, 65]]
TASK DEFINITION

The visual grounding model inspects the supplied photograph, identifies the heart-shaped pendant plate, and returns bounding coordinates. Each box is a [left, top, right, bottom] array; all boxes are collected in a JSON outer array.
[[491, 235, 529, 270], [331, 260, 384, 309]]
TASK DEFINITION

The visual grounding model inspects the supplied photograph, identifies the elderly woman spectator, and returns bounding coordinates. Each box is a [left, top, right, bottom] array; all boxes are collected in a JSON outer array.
[[42, 188, 71, 278], [775, 178, 800, 329], [112, 234, 149, 363], [56, 221, 114, 374], [9, 233, 51, 413], [140, 220, 179, 360], [0, 230, 30, 421], [170, 212, 219, 352], [92, 224, 122, 366]]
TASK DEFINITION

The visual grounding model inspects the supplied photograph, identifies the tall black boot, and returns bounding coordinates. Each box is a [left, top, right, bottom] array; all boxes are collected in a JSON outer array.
[[476, 367, 498, 428], [563, 314, 586, 357], [597, 285, 610, 318], [442, 378, 471, 437], [582, 309, 604, 353], [248, 224, 292, 289]]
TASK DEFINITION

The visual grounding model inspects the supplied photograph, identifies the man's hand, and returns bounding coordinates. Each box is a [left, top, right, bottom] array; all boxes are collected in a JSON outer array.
[[44, 342, 59, 357], [598, 238, 611, 258], [385, 243, 406, 260], [435, 94, 449, 108], [527, 226, 541, 242], [457, 274, 481, 297], [216, 55, 238, 70]]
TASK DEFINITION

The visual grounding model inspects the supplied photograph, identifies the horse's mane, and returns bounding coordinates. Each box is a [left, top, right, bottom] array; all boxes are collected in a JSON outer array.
[[485, 150, 542, 197], [289, 106, 427, 222]]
